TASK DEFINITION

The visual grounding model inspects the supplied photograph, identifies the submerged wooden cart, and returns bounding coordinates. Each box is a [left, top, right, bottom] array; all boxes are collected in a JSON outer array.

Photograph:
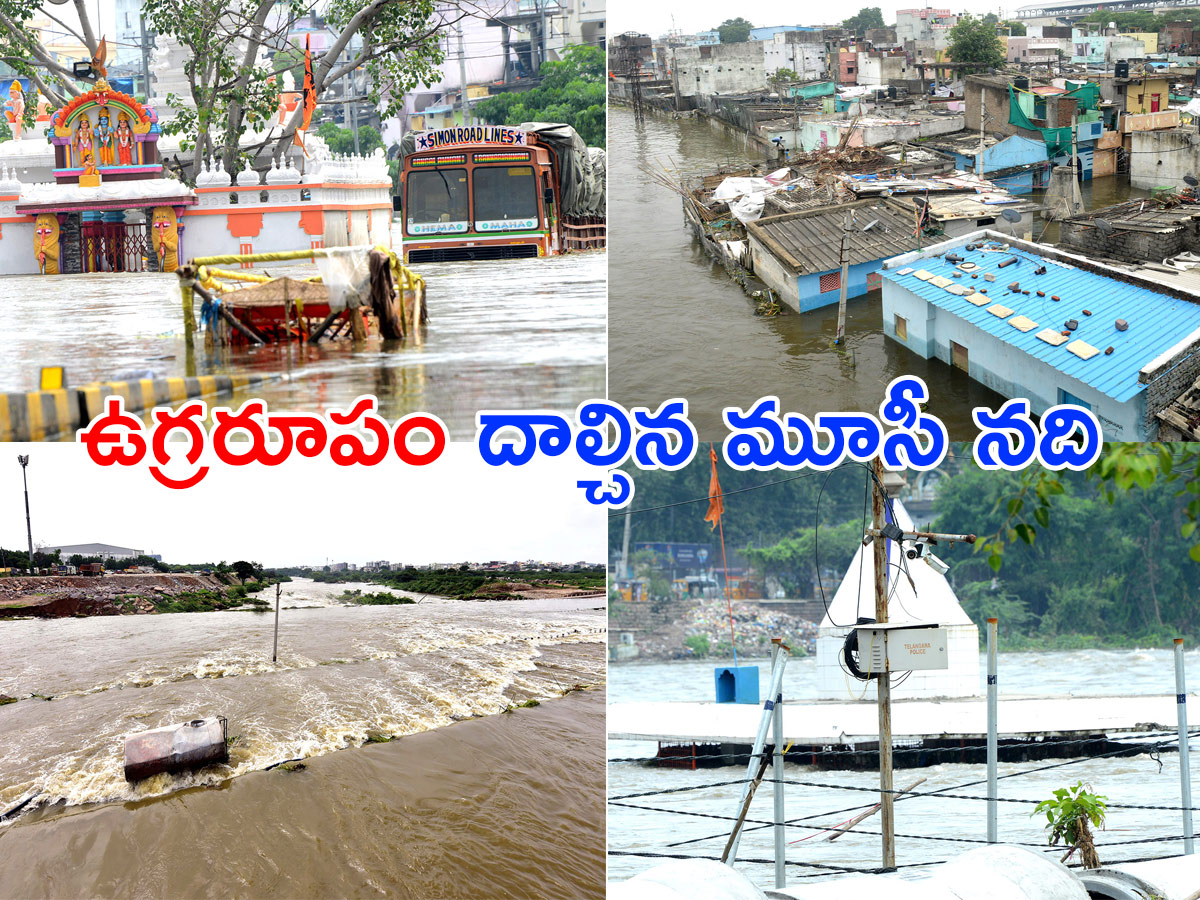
[[176, 246, 427, 346]]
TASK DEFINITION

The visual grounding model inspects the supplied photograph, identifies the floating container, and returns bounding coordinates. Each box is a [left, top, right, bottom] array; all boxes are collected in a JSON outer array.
[[714, 666, 759, 704], [124, 716, 228, 782]]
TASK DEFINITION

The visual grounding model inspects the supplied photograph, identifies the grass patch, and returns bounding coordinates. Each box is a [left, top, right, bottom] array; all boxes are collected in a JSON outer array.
[[365, 732, 393, 744], [0, 695, 15, 706], [278, 761, 306, 773]]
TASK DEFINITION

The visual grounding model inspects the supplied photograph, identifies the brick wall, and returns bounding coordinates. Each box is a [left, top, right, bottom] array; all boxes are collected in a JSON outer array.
[[1142, 337, 1200, 436], [1058, 219, 1200, 264]]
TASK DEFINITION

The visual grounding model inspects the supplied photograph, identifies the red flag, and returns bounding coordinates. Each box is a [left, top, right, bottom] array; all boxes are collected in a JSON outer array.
[[703, 446, 724, 531], [294, 34, 316, 156]]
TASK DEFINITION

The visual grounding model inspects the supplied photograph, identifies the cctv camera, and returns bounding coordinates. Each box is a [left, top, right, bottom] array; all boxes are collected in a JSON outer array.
[[924, 552, 950, 576]]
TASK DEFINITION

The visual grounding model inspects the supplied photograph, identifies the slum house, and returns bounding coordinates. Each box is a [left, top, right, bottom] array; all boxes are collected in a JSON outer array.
[[921, 133, 1051, 193], [794, 109, 965, 152], [1059, 197, 1200, 264], [744, 199, 924, 313], [880, 232, 1200, 440], [888, 191, 1040, 240]]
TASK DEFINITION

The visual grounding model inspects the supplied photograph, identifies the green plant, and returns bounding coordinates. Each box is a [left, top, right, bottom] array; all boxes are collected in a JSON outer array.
[[684, 634, 711, 656], [1032, 780, 1107, 868]]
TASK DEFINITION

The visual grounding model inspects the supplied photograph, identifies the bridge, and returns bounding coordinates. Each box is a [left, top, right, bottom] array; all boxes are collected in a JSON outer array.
[[1016, 0, 1200, 20]]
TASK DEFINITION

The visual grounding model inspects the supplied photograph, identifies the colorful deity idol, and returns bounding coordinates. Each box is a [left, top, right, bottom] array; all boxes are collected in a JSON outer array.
[[94, 106, 114, 166], [115, 112, 134, 165], [5, 79, 24, 140], [151, 206, 179, 272], [33, 214, 59, 275], [74, 115, 94, 163]]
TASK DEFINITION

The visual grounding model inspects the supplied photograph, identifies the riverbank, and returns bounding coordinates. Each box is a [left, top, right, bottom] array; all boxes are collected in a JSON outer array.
[[0, 686, 605, 898], [0, 573, 259, 618]]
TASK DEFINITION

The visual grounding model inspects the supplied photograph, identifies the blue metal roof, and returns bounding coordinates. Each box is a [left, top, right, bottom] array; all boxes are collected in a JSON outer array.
[[882, 238, 1200, 403]]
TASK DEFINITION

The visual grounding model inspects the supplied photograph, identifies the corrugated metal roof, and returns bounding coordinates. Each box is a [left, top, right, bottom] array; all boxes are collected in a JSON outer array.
[[748, 201, 922, 273], [883, 237, 1200, 402]]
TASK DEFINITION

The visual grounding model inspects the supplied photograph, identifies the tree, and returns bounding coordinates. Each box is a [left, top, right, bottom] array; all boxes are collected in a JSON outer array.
[[946, 14, 1006, 71], [472, 44, 605, 148], [1002, 20, 1027, 36], [0, 0, 455, 183], [842, 8, 885, 35], [316, 121, 382, 156], [717, 18, 754, 44], [770, 67, 798, 93], [232, 560, 262, 582]]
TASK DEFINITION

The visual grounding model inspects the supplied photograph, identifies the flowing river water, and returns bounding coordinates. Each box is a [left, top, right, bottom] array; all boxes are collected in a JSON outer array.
[[0, 233, 606, 439], [609, 647, 1200, 890], [607, 107, 1148, 440], [0, 579, 606, 898]]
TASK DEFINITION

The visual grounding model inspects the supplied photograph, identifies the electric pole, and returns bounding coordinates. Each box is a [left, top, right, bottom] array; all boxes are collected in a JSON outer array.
[[17, 455, 33, 573], [139, 14, 152, 100], [835, 211, 851, 345], [870, 456, 895, 870], [457, 23, 472, 126]]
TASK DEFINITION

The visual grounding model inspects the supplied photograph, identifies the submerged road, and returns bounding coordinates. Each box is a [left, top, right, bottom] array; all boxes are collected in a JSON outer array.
[[0, 230, 606, 438]]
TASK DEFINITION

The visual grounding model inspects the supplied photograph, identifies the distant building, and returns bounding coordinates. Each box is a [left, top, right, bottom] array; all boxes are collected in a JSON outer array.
[[672, 41, 766, 106], [42, 542, 144, 560]]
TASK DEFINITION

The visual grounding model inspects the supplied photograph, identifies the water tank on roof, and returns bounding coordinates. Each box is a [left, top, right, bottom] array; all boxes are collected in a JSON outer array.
[[1115, 59, 1130, 79], [1015, 75, 1030, 91], [888, 85, 898, 99]]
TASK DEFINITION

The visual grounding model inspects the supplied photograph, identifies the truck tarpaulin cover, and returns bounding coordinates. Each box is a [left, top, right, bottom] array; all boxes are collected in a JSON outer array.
[[519, 122, 605, 218]]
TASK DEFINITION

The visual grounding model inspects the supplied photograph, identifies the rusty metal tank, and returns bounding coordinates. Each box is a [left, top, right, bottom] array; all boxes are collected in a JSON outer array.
[[123, 716, 229, 782]]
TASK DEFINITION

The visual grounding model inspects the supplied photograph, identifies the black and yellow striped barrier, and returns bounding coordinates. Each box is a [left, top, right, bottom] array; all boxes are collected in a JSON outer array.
[[1, 374, 271, 442]]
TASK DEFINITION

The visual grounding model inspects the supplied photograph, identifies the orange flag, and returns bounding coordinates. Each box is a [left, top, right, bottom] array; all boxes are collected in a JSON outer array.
[[293, 34, 316, 156], [703, 445, 724, 530]]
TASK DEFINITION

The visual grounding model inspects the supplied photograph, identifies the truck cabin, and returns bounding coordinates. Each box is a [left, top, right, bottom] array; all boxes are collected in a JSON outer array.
[[401, 136, 559, 261]]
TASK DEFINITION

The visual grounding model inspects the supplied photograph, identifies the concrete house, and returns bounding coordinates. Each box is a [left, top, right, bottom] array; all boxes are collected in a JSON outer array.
[[881, 231, 1200, 440], [672, 42, 767, 108]]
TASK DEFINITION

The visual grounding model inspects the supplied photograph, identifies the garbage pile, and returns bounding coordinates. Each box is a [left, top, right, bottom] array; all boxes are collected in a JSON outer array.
[[682, 598, 819, 659]]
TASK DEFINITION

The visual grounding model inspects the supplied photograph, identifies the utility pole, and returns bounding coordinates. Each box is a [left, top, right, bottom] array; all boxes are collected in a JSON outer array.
[[835, 211, 851, 345], [977, 89, 985, 178], [456, 23, 472, 126], [621, 510, 633, 579], [139, 14, 152, 100], [870, 456, 896, 870], [272, 582, 282, 663], [17, 455, 33, 573]]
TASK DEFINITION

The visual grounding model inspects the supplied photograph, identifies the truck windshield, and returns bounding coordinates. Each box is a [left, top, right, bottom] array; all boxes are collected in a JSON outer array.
[[473, 165, 539, 232], [406, 168, 469, 235]]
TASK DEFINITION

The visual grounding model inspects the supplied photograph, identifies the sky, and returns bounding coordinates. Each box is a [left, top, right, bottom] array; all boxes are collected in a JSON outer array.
[[609, 0, 1019, 40], [0, 443, 606, 568]]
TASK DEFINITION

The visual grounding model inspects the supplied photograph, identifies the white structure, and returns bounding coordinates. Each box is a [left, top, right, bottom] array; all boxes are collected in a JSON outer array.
[[763, 32, 827, 79], [183, 150, 392, 259], [815, 497, 980, 701]]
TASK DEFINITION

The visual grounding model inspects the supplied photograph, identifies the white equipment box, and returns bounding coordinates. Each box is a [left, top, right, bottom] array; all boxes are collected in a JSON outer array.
[[857, 622, 948, 673]]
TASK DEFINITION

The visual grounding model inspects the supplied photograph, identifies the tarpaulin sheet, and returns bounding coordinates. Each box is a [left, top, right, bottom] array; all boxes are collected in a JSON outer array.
[[1008, 83, 1100, 157]]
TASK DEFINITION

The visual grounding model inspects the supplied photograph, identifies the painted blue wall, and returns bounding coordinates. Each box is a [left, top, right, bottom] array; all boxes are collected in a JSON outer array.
[[795, 260, 880, 312]]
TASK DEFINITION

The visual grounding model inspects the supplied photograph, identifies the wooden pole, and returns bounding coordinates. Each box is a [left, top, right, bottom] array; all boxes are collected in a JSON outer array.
[[871, 456, 896, 870], [827, 778, 925, 841], [835, 212, 850, 346]]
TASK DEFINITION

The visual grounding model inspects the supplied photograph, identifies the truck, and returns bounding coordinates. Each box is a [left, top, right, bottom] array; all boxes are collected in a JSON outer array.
[[398, 122, 605, 263], [79, 563, 105, 576]]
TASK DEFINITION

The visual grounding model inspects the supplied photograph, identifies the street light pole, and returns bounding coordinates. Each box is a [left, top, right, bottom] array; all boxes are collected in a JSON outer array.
[[17, 455, 33, 573]]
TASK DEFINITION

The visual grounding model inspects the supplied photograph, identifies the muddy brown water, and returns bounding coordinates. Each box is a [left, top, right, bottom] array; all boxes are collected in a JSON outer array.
[[0, 581, 606, 897], [607, 107, 1150, 440], [0, 234, 606, 439]]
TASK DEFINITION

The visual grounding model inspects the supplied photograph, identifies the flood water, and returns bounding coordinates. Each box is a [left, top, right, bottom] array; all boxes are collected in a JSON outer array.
[[609, 647, 1200, 889], [0, 232, 606, 439], [607, 107, 1149, 441], [0, 580, 606, 897]]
